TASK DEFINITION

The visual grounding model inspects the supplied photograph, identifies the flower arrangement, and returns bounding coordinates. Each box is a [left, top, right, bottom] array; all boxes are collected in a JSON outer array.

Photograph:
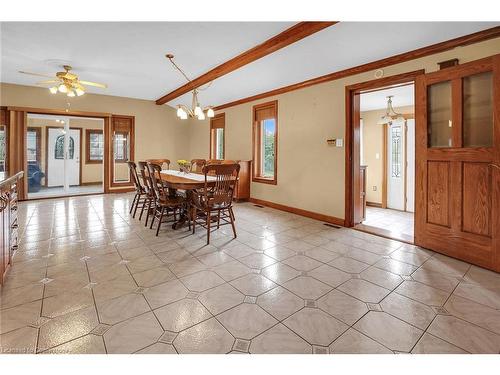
[[177, 159, 191, 173]]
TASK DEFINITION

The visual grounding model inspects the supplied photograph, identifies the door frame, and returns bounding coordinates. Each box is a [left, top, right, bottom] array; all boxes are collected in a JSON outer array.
[[45, 126, 83, 187], [345, 69, 424, 228]]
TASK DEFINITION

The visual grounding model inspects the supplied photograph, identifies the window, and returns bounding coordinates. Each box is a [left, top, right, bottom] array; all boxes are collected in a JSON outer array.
[[114, 132, 129, 162], [252, 101, 278, 184], [54, 135, 75, 159], [86, 129, 104, 163], [0, 126, 6, 172], [391, 126, 402, 178], [26, 127, 41, 164], [210, 113, 225, 160]]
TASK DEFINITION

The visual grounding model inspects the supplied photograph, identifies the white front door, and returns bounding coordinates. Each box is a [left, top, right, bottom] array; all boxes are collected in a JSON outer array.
[[47, 128, 80, 187], [387, 120, 405, 210], [406, 119, 415, 212]]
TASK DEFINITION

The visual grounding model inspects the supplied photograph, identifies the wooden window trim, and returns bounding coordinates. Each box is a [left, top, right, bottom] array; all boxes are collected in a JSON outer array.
[[252, 100, 278, 185], [85, 129, 104, 164], [26, 127, 41, 164], [113, 130, 129, 163], [209, 113, 225, 159]]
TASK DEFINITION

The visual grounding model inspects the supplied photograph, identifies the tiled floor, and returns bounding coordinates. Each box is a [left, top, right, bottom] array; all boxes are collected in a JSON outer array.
[[28, 183, 103, 199], [361, 206, 414, 242], [1, 194, 500, 354]]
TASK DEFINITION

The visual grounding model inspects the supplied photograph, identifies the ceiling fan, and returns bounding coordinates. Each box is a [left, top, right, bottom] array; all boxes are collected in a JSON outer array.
[[18, 65, 107, 97]]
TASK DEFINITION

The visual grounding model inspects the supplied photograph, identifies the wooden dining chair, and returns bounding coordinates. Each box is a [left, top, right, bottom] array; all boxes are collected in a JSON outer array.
[[191, 163, 240, 244], [127, 161, 148, 218], [145, 159, 171, 170], [190, 159, 206, 173], [146, 162, 187, 236], [137, 161, 155, 227]]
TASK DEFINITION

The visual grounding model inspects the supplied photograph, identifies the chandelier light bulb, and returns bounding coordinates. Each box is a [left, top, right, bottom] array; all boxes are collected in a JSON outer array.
[[58, 84, 68, 93], [180, 111, 188, 120], [75, 88, 85, 96], [198, 112, 206, 121], [194, 106, 202, 117], [49, 86, 58, 94], [67, 90, 76, 97], [206, 108, 215, 118], [176, 106, 184, 117]]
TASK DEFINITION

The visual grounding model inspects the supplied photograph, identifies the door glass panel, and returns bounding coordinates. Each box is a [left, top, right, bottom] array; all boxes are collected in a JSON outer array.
[[113, 131, 130, 182], [428, 81, 452, 147], [0, 126, 6, 172], [391, 126, 402, 178], [261, 119, 276, 178], [463, 71, 493, 147], [216, 128, 224, 159]]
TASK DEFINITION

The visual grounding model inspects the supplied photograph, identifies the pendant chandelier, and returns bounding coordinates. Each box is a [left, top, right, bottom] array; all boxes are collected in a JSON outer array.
[[377, 95, 405, 125], [166, 54, 214, 121]]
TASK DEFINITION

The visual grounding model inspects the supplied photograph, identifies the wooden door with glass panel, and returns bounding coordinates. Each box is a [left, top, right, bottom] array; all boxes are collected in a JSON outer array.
[[415, 54, 500, 272]]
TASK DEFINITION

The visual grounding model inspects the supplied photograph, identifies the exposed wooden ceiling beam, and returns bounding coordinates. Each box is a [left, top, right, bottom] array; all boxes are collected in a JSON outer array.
[[214, 26, 500, 111], [155, 22, 337, 105]]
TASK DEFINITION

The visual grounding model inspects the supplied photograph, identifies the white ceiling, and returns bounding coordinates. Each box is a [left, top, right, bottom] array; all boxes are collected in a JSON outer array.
[[1, 22, 498, 108], [360, 84, 415, 112]]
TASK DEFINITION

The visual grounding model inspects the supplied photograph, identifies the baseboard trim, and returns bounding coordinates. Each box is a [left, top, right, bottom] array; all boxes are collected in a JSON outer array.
[[366, 201, 383, 208], [248, 197, 345, 226], [81, 181, 103, 186]]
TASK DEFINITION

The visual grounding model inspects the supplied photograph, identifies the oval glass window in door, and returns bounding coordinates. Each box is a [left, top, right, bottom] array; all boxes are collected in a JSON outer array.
[[54, 135, 75, 159]]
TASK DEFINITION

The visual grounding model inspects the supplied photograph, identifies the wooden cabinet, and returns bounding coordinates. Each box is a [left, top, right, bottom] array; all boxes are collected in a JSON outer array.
[[0, 171, 22, 285], [234, 160, 251, 201]]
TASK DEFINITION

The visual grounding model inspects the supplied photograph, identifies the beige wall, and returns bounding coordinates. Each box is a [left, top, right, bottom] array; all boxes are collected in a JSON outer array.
[[0, 83, 190, 184], [361, 105, 413, 204], [27, 117, 105, 185], [188, 37, 500, 220]]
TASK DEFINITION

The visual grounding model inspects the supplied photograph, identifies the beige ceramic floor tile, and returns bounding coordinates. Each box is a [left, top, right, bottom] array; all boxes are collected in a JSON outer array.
[[42, 288, 94, 318], [427, 315, 500, 353], [104, 312, 163, 354], [43, 334, 106, 354], [230, 273, 277, 296], [221, 243, 256, 259], [0, 283, 44, 310], [257, 286, 304, 320], [346, 248, 383, 265], [173, 318, 234, 354], [284, 308, 348, 346], [127, 255, 164, 274], [197, 251, 233, 267], [282, 276, 331, 300], [380, 292, 436, 330], [131, 266, 175, 287], [0, 326, 38, 354], [360, 266, 403, 290], [354, 311, 423, 352], [217, 303, 277, 340], [92, 274, 138, 303], [263, 246, 297, 261], [250, 323, 311, 354], [180, 270, 225, 292], [261, 262, 301, 284], [308, 264, 351, 288], [198, 283, 244, 315], [282, 255, 322, 272], [329, 328, 392, 354], [169, 258, 207, 278], [135, 342, 177, 354], [329, 256, 370, 274], [395, 280, 450, 306], [374, 258, 417, 276], [389, 249, 431, 267], [0, 300, 42, 335], [154, 298, 211, 332], [453, 283, 500, 310], [213, 260, 252, 281], [143, 279, 189, 309], [411, 333, 468, 354], [97, 293, 151, 324], [318, 289, 369, 325], [411, 268, 460, 293], [464, 266, 500, 287], [239, 253, 277, 269], [38, 306, 99, 352], [338, 279, 390, 303], [420, 255, 470, 277], [445, 295, 500, 335]]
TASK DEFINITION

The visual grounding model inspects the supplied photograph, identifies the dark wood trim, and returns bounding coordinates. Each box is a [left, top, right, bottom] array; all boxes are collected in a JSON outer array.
[[44, 126, 83, 187], [155, 22, 337, 105], [345, 70, 423, 228], [85, 129, 104, 164], [214, 27, 500, 111], [366, 201, 382, 208], [209, 113, 225, 159], [249, 197, 345, 227], [252, 100, 278, 185]]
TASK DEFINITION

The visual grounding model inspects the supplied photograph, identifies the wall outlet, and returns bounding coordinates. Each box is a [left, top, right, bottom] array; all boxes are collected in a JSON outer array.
[[373, 186, 377, 191]]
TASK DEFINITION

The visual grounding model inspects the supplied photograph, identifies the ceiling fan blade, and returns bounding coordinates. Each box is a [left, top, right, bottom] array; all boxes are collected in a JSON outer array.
[[37, 80, 60, 85], [18, 70, 55, 78], [79, 80, 107, 89]]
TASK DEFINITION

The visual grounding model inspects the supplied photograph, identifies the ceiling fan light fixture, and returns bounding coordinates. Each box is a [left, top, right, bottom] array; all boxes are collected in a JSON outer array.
[[75, 88, 85, 96], [49, 86, 58, 94], [67, 90, 76, 97], [58, 84, 68, 93], [206, 108, 215, 118]]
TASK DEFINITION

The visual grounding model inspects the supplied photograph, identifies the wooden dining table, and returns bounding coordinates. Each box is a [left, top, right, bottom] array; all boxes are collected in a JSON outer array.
[[160, 170, 217, 229]]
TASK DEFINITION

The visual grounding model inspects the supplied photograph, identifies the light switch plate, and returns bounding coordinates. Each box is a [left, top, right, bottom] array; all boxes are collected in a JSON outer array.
[[335, 138, 343, 147]]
